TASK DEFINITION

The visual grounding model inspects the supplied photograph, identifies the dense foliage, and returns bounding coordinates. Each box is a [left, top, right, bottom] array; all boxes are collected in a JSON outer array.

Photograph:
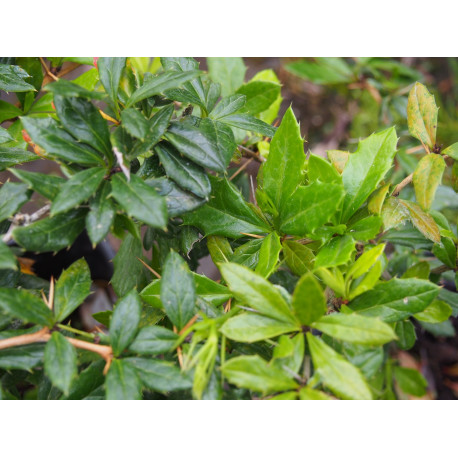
[[0, 57, 456, 400]]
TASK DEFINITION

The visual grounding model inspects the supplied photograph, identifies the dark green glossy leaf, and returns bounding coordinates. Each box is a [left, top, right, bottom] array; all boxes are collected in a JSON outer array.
[[145, 177, 205, 217], [161, 251, 195, 330], [128, 325, 178, 355], [21, 117, 105, 166], [54, 258, 91, 322], [110, 289, 141, 356], [219, 113, 276, 137], [307, 333, 372, 400], [166, 117, 236, 172], [98, 57, 126, 104], [126, 357, 192, 393], [51, 167, 105, 215], [111, 234, 144, 297], [0, 146, 37, 170], [120, 108, 148, 140], [126, 70, 201, 107], [222, 355, 298, 395], [340, 127, 397, 222], [182, 176, 270, 238], [0, 287, 53, 326], [64, 360, 105, 400], [105, 359, 142, 400], [433, 237, 457, 269], [0, 64, 35, 92], [280, 182, 344, 236], [349, 278, 439, 322], [44, 332, 77, 394], [10, 169, 65, 200], [129, 105, 173, 158], [54, 95, 112, 156], [0, 182, 29, 222], [210, 94, 246, 119], [111, 173, 167, 228], [86, 181, 116, 245], [156, 142, 210, 198], [45, 79, 106, 100], [0, 241, 17, 271], [0, 344, 44, 371], [13, 208, 87, 252]]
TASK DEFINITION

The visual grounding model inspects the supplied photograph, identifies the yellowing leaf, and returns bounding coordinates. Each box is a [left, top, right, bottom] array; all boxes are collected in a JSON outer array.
[[413, 154, 445, 210], [400, 200, 440, 243], [407, 82, 438, 149]]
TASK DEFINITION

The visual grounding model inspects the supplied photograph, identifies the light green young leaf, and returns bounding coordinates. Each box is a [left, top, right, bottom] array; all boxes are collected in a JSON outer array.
[[340, 127, 398, 222], [292, 273, 327, 326], [261, 107, 305, 212], [368, 183, 390, 215], [308, 154, 342, 184], [255, 232, 281, 278], [280, 182, 344, 236], [441, 142, 458, 160], [207, 57, 246, 96], [314, 235, 355, 269], [346, 244, 385, 280], [307, 334, 372, 400], [413, 154, 446, 211], [414, 300, 452, 323], [312, 314, 397, 345], [222, 355, 298, 395], [221, 313, 299, 343], [207, 235, 233, 264], [219, 262, 298, 325]]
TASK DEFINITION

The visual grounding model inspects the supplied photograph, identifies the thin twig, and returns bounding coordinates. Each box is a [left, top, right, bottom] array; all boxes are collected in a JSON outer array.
[[2, 203, 51, 243], [179, 314, 199, 336], [39, 57, 58, 82], [229, 157, 254, 181], [240, 232, 264, 239], [238, 145, 265, 163], [0, 327, 50, 350], [136, 257, 161, 279], [393, 173, 413, 197]]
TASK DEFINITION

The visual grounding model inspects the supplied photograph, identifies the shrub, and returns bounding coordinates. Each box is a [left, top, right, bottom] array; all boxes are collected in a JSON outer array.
[[0, 57, 456, 400]]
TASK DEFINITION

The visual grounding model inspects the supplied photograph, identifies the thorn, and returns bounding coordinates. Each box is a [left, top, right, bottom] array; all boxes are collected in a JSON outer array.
[[136, 257, 161, 279], [240, 232, 264, 239]]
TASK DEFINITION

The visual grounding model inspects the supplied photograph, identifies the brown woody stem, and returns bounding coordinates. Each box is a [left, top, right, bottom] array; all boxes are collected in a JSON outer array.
[[393, 173, 413, 197]]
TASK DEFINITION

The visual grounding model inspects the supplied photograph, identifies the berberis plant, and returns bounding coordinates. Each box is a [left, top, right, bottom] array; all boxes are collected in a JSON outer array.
[[0, 57, 456, 400]]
